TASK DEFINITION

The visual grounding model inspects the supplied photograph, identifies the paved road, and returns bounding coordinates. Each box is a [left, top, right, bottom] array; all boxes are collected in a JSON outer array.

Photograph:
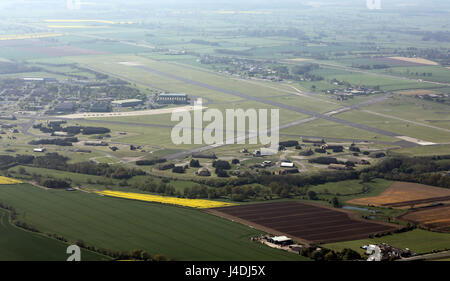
[[399, 250, 450, 261]]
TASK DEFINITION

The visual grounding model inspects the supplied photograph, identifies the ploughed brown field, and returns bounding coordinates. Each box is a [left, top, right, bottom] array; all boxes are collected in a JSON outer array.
[[398, 205, 450, 232], [208, 201, 399, 244], [374, 57, 438, 66], [347, 182, 450, 208]]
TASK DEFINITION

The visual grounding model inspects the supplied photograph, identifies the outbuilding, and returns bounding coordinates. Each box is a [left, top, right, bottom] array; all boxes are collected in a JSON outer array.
[[280, 162, 294, 168], [269, 236, 293, 246], [111, 99, 143, 107]]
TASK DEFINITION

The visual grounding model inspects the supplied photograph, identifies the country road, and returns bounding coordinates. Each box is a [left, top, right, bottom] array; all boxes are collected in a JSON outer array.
[[399, 250, 450, 261]]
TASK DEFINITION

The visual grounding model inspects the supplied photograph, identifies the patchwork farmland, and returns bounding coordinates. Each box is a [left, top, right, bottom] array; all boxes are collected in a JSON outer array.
[[209, 202, 399, 244], [348, 182, 450, 208], [398, 205, 450, 232]]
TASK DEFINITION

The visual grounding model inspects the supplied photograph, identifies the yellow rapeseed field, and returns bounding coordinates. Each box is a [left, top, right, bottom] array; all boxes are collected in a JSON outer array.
[[0, 176, 23, 185], [0, 33, 64, 41], [94, 190, 236, 209], [45, 19, 116, 24], [47, 25, 106, 29]]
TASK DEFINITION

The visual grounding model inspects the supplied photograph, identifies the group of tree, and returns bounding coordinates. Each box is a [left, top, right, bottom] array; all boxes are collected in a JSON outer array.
[[363, 155, 450, 188], [33, 123, 110, 136], [300, 247, 361, 261], [29, 137, 78, 147], [32, 153, 145, 180], [136, 158, 167, 166], [189, 159, 201, 168], [41, 178, 71, 189], [213, 160, 232, 178], [0, 154, 34, 169]]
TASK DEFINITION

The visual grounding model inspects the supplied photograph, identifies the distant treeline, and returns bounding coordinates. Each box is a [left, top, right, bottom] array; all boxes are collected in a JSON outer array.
[[0, 201, 169, 261], [190, 39, 220, 46], [0, 154, 34, 169], [33, 153, 145, 180], [135, 159, 167, 166], [29, 137, 78, 146], [0, 62, 41, 74]]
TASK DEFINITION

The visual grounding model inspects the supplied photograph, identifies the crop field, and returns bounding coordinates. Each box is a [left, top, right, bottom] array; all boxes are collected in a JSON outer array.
[[398, 205, 450, 232], [386, 57, 439, 66], [323, 229, 450, 255], [0, 176, 22, 185], [0, 184, 307, 261], [374, 65, 450, 84], [308, 65, 438, 92], [1, 1, 450, 263], [94, 190, 236, 209], [358, 96, 450, 131], [279, 118, 398, 143], [209, 201, 399, 244], [0, 209, 108, 261], [0, 33, 64, 41], [347, 182, 450, 208], [336, 110, 450, 143], [392, 144, 450, 157]]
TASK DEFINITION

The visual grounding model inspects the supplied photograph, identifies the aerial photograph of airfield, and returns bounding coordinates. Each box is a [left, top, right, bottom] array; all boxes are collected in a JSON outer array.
[[0, 0, 449, 262]]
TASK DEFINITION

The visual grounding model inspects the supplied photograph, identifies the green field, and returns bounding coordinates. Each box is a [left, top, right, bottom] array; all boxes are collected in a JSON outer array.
[[324, 229, 450, 255], [0, 184, 308, 261], [391, 144, 450, 157], [0, 208, 108, 261], [308, 179, 392, 199], [336, 110, 450, 143]]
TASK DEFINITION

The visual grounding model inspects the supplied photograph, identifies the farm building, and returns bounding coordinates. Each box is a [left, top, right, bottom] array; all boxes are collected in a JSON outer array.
[[157, 93, 189, 104], [112, 99, 143, 107], [33, 148, 46, 153], [268, 236, 294, 246]]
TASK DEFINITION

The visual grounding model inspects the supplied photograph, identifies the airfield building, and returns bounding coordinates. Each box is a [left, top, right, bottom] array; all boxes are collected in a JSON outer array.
[[157, 93, 189, 104], [112, 99, 143, 107]]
